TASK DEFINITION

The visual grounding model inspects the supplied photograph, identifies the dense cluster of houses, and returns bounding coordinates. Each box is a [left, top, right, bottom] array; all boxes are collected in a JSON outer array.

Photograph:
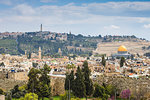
[[0, 45, 150, 81]]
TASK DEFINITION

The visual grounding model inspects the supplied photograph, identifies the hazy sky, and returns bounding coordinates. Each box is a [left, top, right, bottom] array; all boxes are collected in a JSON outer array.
[[0, 0, 150, 40]]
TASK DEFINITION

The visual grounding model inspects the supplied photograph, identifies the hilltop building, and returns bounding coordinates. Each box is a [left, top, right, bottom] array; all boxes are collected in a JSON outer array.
[[112, 45, 131, 58]]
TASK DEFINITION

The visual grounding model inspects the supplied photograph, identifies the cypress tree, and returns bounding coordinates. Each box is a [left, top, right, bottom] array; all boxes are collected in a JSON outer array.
[[102, 55, 106, 67], [65, 73, 70, 90], [93, 84, 103, 98], [73, 66, 86, 98], [27, 68, 40, 94], [39, 64, 51, 99], [28, 52, 31, 59], [27, 64, 51, 99], [69, 70, 74, 90], [120, 57, 125, 67], [82, 61, 94, 99], [65, 70, 75, 100], [39, 64, 51, 85], [65, 70, 74, 90]]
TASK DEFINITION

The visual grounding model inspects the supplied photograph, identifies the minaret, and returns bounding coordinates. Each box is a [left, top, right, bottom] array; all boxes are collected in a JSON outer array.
[[39, 47, 41, 59], [40, 24, 42, 32], [58, 48, 62, 56]]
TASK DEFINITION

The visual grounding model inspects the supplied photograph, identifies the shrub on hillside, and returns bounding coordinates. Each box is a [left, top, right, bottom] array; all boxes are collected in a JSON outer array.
[[120, 89, 131, 99], [0, 88, 4, 95]]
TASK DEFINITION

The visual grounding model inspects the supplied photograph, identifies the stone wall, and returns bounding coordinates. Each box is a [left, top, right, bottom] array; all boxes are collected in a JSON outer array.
[[13, 72, 28, 81], [94, 76, 150, 94], [0, 72, 6, 79], [50, 76, 65, 96], [0, 79, 27, 91], [0, 71, 28, 80], [49, 75, 150, 96], [1, 72, 149, 97]]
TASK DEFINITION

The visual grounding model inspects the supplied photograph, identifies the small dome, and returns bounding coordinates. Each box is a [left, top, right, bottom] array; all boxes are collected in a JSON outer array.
[[118, 45, 127, 52]]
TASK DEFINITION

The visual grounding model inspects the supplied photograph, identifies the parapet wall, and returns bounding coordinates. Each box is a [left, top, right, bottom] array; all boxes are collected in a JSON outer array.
[[94, 76, 150, 93], [0, 79, 27, 91]]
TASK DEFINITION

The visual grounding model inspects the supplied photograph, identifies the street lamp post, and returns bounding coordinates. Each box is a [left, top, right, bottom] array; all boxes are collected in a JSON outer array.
[[115, 90, 116, 100], [69, 79, 70, 100], [32, 79, 34, 100], [10, 91, 12, 100]]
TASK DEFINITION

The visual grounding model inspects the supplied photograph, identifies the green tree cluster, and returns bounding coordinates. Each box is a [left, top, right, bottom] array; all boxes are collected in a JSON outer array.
[[0, 62, 5, 67], [73, 66, 86, 98], [64, 61, 117, 99], [93, 83, 115, 100], [20, 93, 38, 100], [65, 61, 94, 99], [9, 85, 27, 98], [27, 64, 51, 100], [39, 64, 51, 99], [82, 61, 94, 99], [60, 91, 75, 100], [0, 88, 4, 95]]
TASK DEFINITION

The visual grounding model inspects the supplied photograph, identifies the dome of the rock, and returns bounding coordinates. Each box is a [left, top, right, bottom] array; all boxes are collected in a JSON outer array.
[[118, 45, 127, 52], [112, 45, 130, 58]]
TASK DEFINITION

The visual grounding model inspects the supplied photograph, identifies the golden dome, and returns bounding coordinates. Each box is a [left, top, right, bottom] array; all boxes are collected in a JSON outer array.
[[118, 45, 127, 52]]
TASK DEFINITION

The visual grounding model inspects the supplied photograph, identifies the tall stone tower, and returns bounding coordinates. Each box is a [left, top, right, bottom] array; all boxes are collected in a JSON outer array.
[[25, 50, 27, 58], [40, 24, 42, 32], [39, 47, 41, 59], [58, 48, 62, 56]]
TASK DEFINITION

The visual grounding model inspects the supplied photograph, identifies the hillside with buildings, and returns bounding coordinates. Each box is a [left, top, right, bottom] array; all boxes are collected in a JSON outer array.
[[1, 0, 150, 99], [94, 41, 150, 56], [0, 32, 150, 100], [0, 31, 148, 57]]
